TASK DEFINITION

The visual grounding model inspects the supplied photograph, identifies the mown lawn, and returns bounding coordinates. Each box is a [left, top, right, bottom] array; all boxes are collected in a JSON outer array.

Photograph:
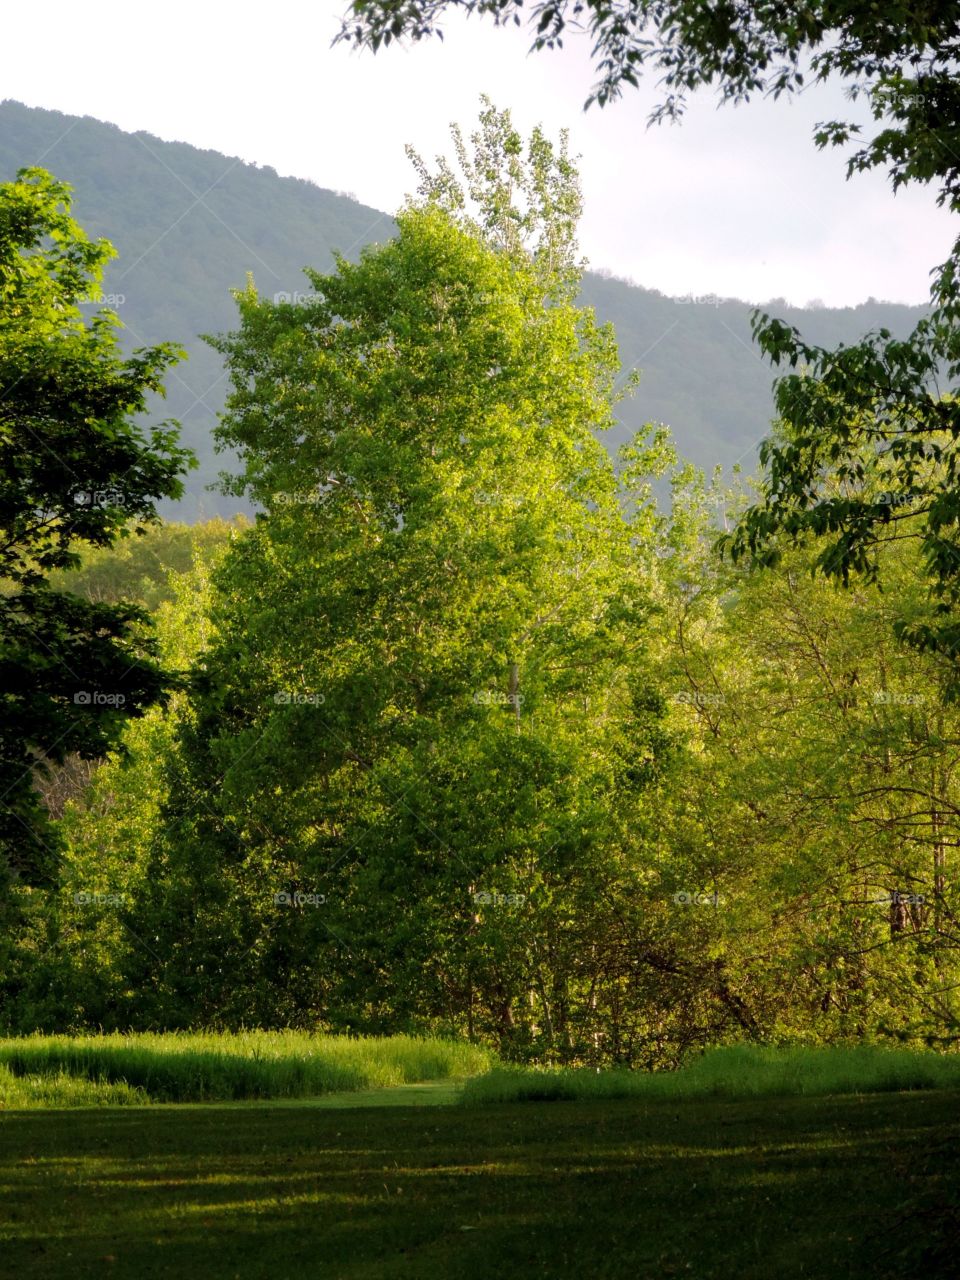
[[2, 1088, 958, 1279]]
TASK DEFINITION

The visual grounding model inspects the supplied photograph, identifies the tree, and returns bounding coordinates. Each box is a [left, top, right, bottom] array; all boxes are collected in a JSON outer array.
[[655, 467, 960, 1048], [721, 352, 960, 682], [340, 4, 960, 671], [28, 517, 247, 827], [113, 107, 677, 1054], [338, 0, 960, 172], [4, 553, 223, 1034], [48, 516, 247, 612], [0, 168, 193, 890]]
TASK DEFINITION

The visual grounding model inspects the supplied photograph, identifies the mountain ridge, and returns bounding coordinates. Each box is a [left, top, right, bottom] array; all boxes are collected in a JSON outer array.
[[0, 99, 930, 518]]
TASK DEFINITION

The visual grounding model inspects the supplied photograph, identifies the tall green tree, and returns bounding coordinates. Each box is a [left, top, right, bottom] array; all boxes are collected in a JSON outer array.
[[117, 107, 676, 1053], [0, 168, 192, 893], [341, 3, 960, 671]]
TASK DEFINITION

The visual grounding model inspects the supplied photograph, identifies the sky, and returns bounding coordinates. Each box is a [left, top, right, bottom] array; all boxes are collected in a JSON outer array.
[[4, 0, 956, 307]]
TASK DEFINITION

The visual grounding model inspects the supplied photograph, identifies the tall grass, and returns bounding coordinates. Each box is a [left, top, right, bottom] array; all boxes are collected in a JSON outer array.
[[460, 1043, 960, 1105], [0, 1063, 149, 1108], [6, 1036, 957, 1110], [0, 1031, 495, 1104]]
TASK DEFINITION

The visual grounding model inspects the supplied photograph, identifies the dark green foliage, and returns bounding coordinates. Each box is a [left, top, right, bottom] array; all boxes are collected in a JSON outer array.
[[723, 304, 960, 683], [0, 167, 191, 889], [339, 0, 960, 152]]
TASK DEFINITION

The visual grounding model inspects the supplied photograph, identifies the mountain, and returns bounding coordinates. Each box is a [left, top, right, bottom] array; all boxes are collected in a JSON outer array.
[[0, 99, 930, 518]]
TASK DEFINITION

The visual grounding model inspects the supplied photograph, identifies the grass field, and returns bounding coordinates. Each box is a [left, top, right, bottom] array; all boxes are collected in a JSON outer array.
[[2, 1087, 958, 1278], [0, 1032, 494, 1104], [3, 1034, 959, 1108], [462, 1042, 960, 1104], [3, 1036, 960, 1276]]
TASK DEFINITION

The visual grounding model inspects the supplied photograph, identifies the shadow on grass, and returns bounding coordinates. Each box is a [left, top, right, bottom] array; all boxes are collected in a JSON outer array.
[[2, 1091, 958, 1279]]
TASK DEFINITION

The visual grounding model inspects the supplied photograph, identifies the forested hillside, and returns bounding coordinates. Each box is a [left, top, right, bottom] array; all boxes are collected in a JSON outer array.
[[0, 99, 928, 517]]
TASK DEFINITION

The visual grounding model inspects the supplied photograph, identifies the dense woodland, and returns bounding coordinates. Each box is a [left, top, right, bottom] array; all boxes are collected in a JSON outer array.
[[2, 99, 959, 1068]]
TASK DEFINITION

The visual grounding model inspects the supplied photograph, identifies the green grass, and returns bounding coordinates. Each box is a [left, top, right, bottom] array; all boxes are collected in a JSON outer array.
[[461, 1043, 960, 1105], [3, 1037, 959, 1275], [0, 1063, 149, 1108], [0, 1032, 494, 1104], [4, 1035, 959, 1111], [2, 1089, 958, 1278]]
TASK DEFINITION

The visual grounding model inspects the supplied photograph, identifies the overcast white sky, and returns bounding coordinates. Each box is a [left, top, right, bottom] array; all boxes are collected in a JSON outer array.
[[5, 0, 956, 306]]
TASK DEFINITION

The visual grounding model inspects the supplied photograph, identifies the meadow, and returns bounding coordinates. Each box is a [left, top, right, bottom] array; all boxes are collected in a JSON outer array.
[[3, 1032, 959, 1106], [3, 1034, 960, 1276], [0, 1031, 493, 1105], [460, 1042, 960, 1104]]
